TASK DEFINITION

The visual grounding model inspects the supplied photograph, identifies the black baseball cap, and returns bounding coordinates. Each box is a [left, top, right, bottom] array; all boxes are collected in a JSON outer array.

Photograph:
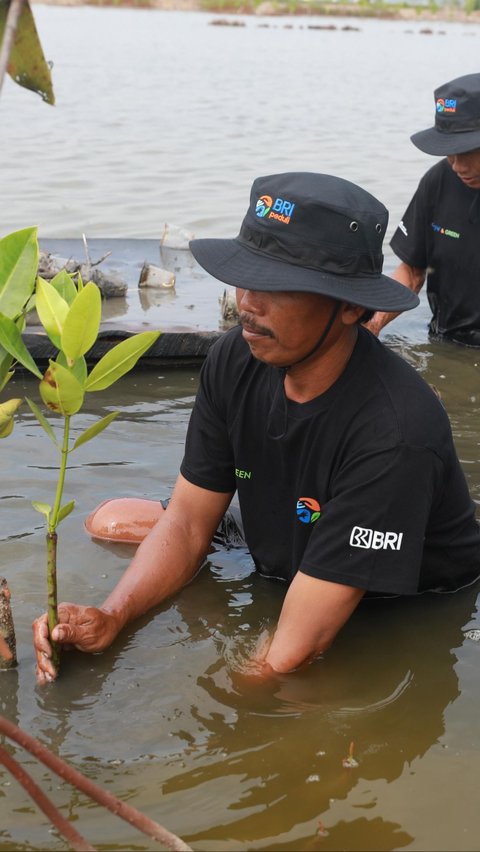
[[189, 172, 419, 313], [411, 73, 480, 156]]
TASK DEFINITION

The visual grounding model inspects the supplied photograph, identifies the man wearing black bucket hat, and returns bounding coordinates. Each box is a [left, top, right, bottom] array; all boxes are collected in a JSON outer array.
[[368, 72, 480, 346], [33, 172, 480, 684]]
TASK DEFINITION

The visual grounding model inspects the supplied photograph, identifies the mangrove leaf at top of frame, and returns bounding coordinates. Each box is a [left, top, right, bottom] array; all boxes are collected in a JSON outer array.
[[0, 0, 55, 105]]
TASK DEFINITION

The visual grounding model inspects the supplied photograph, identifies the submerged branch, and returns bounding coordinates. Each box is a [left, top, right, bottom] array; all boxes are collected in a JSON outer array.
[[0, 715, 192, 851], [0, 745, 95, 851]]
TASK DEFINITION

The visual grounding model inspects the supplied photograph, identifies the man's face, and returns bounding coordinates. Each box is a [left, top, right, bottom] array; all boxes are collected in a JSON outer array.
[[235, 287, 343, 367], [447, 147, 480, 189]]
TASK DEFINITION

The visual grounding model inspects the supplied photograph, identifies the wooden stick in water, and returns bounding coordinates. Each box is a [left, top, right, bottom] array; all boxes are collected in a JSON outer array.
[[0, 714, 192, 851]]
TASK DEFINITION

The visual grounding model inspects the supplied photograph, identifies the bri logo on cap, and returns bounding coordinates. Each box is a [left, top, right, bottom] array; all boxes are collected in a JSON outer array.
[[255, 194, 295, 225], [436, 98, 457, 114]]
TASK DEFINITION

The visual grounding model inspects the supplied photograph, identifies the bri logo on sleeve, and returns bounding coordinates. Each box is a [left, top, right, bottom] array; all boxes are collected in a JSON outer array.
[[349, 526, 403, 550]]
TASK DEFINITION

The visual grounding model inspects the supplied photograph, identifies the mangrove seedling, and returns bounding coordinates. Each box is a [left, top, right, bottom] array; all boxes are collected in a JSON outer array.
[[0, 226, 40, 668], [0, 226, 39, 437], [0, 267, 160, 672]]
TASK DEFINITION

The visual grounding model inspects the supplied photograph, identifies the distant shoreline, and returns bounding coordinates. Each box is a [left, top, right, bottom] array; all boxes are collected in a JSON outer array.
[[30, 0, 480, 25]]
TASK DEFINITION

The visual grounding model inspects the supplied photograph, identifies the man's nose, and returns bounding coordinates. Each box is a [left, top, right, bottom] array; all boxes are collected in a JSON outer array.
[[448, 154, 466, 172], [237, 288, 263, 312]]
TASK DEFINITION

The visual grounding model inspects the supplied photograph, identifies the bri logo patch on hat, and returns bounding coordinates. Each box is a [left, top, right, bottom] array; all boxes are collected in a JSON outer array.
[[255, 194, 296, 225], [436, 97, 457, 114], [256, 195, 272, 217]]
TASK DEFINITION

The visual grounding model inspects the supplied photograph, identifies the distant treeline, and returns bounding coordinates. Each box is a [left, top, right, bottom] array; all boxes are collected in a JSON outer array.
[[48, 0, 480, 16]]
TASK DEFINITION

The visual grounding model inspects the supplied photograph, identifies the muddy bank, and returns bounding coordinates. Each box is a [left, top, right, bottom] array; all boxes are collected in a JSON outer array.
[[29, 0, 480, 24]]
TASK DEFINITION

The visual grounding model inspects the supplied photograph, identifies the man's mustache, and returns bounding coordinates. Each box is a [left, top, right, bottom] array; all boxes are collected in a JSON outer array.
[[239, 312, 274, 337]]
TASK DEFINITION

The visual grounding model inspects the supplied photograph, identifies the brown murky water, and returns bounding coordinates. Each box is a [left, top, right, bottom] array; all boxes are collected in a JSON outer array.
[[2, 334, 480, 851], [2, 6, 480, 850]]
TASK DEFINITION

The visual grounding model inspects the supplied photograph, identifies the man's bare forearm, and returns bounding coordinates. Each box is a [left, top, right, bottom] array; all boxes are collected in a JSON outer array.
[[100, 515, 207, 633], [100, 479, 232, 635], [258, 573, 365, 675], [366, 262, 426, 336]]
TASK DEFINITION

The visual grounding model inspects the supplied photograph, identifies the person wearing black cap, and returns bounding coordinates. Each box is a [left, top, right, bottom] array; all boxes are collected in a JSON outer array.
[[367, 72, 480, 346], [33, 172, 480, 684]]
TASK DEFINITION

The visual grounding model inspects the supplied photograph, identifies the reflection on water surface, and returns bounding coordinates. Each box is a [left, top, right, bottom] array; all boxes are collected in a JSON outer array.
[[2, 6, 480, 850], [2, 348, 480, 850]]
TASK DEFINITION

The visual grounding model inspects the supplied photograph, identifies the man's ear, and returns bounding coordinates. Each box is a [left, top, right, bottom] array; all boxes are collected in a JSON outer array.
[[341, 302, 366, 325]]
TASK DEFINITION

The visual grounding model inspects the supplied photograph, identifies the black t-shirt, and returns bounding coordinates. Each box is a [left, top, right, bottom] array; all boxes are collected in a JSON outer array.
[[180, 326, 480, 596], [390, 159, 480, 340]]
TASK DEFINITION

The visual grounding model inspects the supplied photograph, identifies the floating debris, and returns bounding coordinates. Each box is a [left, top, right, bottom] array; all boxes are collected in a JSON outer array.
[[139, 262, 176, 290], [342, 741, 359, 769], [317, 820, 329, 838], [37, 249, 128, 299], [464, 629, 480, 642], [160, 223, 195, 251], [159, 223, 197, 273]]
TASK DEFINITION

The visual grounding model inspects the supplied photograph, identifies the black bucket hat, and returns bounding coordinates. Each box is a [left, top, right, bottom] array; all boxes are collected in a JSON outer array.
[[189, 172, 419, 314], [411, 73, 480, 156]]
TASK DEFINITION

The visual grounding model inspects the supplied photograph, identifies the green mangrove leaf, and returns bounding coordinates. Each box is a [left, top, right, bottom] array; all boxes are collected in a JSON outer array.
[[72, 411, 119, 451], [36, 277, 69, 349], [0, 227, 38, 319], [40, 360, 84, 416], [0, 397, 22, 437], [24, 293, 36, 314], [85, 331, 160, 392], [0, 368, 14, 393], [61, 282, 101, 364], [0, 397, 22, 422], [25, 396, 60, 448], [56, 351, 87, 386], [0, 312, 43, 378], [49, 269, 78, 306], [15, 313, 25, 333], [76, 271, 84, 292], [57, 500, 75, 524], [0, 346, 14, 390], [32, 501, 51, 520], [0, 0, 54, 105], [0, 416, 14, 438]]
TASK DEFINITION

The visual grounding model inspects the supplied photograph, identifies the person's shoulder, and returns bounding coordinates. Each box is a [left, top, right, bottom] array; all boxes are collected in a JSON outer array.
[[418, 158, 451, 191], [364, 331, 451, 433], [424, 159, 449, 178], [203, 325, 251, 379], [207, 325, 245, 360], [362, 330, 442, 403]]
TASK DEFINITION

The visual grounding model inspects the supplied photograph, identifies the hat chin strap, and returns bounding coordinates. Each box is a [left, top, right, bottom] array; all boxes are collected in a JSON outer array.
[[284, 300, 342, 371], [267, 301, 343, 441]]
